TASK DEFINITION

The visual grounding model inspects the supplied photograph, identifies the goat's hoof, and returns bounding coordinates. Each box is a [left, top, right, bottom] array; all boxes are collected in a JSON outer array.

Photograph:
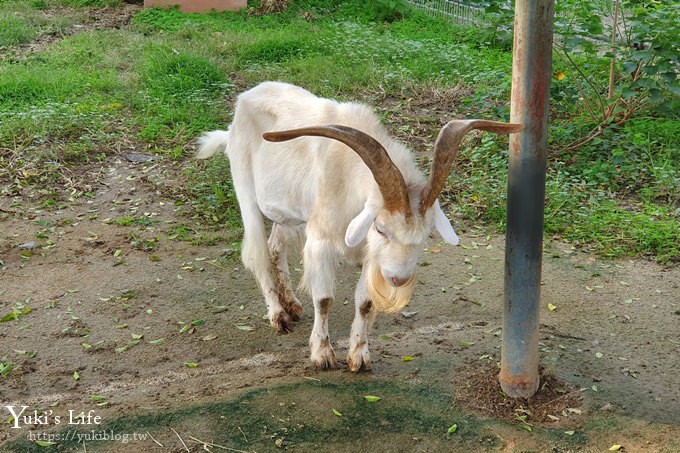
[[347, 344, 372, 372], [310, 340, 337, 369], [271, 312, 293, 334], [311, 354, 337, 370], [286, 300, 303, 322]]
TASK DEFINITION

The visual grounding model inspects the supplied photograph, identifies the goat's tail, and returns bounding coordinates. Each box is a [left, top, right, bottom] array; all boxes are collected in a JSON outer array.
[[196, 130, 230, 159]]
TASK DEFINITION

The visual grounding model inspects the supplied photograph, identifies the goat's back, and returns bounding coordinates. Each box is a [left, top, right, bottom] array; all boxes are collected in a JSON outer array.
[[227, 81, 415, 188], [233, 81, 379, 134]]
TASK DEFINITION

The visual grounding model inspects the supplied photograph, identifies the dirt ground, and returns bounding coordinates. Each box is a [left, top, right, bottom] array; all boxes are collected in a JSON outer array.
[[1, 149, 679, 452]]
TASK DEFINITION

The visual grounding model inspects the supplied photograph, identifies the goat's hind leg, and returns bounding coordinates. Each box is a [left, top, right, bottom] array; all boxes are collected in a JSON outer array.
[[230, 157, 297, 334], [238, 206, 293, 333], [268, 223, 303, 323]]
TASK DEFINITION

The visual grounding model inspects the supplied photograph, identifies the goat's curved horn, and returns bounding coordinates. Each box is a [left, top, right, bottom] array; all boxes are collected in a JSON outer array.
[[419, 119, 523, 215], [264, 125, 412, 216]]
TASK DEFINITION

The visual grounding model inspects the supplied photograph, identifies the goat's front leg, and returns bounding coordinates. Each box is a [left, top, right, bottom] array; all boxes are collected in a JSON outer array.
[[347, 266, 374, 372], [304, 238, 337, 369]]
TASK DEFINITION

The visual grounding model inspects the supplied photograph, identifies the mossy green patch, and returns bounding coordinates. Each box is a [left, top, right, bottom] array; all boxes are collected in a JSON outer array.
[[6, 379, 502, 452]]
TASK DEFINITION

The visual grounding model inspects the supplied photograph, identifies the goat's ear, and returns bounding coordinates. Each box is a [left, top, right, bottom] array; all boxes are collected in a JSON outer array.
[[345, 206, 378, 248], [433, 200, 460, 245]]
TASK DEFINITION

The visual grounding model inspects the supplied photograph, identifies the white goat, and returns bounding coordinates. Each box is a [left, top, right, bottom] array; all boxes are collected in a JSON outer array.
[[197, 81, 521, 371]]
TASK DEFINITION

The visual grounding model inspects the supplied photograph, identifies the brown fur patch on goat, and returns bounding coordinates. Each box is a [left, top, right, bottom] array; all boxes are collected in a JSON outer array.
[[269, 249, 302, 321], [366, 263, 415, 314]]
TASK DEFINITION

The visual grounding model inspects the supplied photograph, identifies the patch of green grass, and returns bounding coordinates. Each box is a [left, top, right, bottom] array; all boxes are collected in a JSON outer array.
[[559, 199, 680, 264], [237, 35, 321, 65], [0, 1, 81, 46], [132, 45, 232, 143], [0, 100, 117, 195], [165, 223, 197, 242], [542, 161, 679, 264], [447, 128, 679, 263], [128, 232, 160, 251], [0, 25, 232, 195], [1, 31, 135, 197], [0, 39, 121, 108], [558, 118, 680, 201], [0, 13, 37, 46], [623, 119, 680, 204], [184, 153, 242, 229], [132, 4, 511, 97], [141, 47, 228, 98], [109, 215, 158, 228], [540, 116, 679, 263]]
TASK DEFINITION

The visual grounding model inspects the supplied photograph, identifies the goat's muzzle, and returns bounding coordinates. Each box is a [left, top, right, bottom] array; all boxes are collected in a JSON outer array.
[[391, 275, 411, 287]]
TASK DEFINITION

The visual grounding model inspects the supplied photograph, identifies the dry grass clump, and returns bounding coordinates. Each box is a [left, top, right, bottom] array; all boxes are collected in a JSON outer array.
[[249, 0, 291, 16]]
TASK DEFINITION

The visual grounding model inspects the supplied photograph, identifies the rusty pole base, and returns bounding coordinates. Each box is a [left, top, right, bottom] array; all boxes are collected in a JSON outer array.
[[498, 370, 540, 399]]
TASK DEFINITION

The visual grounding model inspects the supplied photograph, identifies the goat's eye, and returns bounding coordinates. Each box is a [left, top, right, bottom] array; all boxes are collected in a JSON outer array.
[[374, 224, 388, 239]]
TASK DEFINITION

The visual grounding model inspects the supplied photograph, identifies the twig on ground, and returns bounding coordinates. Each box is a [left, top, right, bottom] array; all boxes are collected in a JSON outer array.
[[237, 427, 248, 443], [146, 431, 164, 447], [452, 295, 482, 306], [171, 428, 190, 452]]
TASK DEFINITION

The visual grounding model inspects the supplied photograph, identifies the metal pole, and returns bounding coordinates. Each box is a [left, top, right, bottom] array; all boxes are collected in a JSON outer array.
[[499, 0, 554, 399]]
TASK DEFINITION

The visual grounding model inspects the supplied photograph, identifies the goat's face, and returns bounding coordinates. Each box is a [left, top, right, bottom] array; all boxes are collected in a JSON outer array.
[[370, 210, 424, 282], [354, 197, 457, 313]]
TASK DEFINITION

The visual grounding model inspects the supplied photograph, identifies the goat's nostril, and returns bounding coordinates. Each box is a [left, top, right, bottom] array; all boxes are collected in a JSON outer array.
[[391, 276, 409, 287]]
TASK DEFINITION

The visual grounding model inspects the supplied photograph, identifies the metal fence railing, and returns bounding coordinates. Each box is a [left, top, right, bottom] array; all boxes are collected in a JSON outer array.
[[405, 1, 623, 45], [405, 0, 486, 25]]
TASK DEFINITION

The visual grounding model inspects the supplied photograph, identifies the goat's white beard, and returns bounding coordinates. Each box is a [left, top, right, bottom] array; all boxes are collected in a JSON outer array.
[[366, 261, 416, 314]]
